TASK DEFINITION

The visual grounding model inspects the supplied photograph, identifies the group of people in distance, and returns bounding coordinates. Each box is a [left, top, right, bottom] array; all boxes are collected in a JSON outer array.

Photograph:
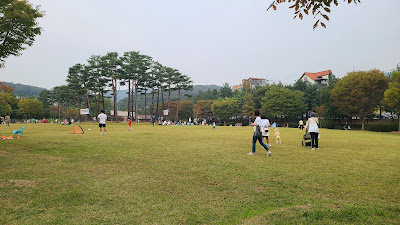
[[96, 108, 321, 154], [249, 109, 321, 156]]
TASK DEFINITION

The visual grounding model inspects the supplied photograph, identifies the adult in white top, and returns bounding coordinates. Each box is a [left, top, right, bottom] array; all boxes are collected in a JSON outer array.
[[248, 109, 271, 156], [306, 112, 319, 150], [97, 110, 107, 135]]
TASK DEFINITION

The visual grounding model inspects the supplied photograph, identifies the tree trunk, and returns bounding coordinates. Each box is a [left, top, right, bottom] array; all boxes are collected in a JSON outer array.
[[131, 86, 134, 119], [101, 91, 105, 110], [134, 82, 138, 123], [127, 80, 131, 119], [168, 87, 171, 119], [361, 118, 365, 130], [113, 78, 118, 123], [77, 94, 81, 122], [151, 89, 155, 116], [95, 93, 99, 116], [93, 93, 97, 116], [58, 101, 61, 121], [85, 92, 90, 122], [156, 88, 160, 119], [176, 88, 181, 121], [144, 88, 147, 122], [162, 89, 165, 110]]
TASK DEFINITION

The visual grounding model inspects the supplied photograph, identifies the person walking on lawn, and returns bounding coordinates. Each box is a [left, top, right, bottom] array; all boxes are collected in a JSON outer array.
[[306, 112, 319, 150], [248, 109, 272, 156]]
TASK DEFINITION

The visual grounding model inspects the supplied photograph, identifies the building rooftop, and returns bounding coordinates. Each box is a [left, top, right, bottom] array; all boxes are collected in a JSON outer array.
[[303, 70, 332, 80]]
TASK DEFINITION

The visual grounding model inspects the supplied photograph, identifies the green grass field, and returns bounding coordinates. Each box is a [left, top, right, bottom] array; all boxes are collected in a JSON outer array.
[[0, 123, 399, 224]]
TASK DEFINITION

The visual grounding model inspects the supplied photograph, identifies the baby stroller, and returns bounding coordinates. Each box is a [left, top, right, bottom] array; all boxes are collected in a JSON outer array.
[[302, 128, 311, 147]]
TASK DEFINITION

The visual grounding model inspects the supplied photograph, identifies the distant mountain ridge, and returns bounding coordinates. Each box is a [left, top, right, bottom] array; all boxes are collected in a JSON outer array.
[[1, 81, 46, 98]]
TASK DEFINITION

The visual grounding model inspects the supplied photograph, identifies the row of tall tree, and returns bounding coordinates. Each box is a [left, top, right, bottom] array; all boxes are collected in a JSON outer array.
[[41, 51, 193, 122]]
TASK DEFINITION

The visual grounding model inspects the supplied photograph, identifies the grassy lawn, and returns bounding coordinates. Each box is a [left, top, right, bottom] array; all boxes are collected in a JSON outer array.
[[0, 123, 399, 224]]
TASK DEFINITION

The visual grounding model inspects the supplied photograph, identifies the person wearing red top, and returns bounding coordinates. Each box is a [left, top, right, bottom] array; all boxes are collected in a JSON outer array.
[[128, 119, 132, 131]]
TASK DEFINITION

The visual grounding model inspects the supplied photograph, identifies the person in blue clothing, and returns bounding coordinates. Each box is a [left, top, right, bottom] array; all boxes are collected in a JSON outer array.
[[248, 109, 272, 156]]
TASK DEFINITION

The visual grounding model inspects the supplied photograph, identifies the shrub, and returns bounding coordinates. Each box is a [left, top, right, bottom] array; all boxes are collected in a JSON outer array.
[[334, 125, 344, 130], [241, 120, 250, 126], [226, 122, 236, 126], [320, 120, 335, 129], [365, 124, 398, 132], [287, 122, 298, 128]]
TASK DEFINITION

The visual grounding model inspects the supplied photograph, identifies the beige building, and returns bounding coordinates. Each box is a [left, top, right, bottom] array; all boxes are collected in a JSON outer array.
[[243, 78, 266, 89], [232, 84, 243, 91], [232, 77, 267, 91]]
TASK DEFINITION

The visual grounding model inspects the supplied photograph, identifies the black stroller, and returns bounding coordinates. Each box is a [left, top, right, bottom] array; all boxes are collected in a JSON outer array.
[[302, 128, 311, 147]]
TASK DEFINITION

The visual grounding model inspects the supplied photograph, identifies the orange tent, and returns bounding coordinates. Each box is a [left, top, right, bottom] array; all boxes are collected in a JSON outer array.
[[69, 125, 84, 134]]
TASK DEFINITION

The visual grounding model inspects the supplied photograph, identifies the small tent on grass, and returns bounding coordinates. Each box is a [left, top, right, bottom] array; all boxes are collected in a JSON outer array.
[[70, 125, 84, 134]]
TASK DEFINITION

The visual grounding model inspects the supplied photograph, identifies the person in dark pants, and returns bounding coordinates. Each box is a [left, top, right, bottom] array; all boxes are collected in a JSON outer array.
[[306, 112, 319, 150], [97, 110, 107, 135], [248, 109, 272, 156], [298, 119, 304, 130], [152, 115, 156, 127], [344, 122, 351, 130]]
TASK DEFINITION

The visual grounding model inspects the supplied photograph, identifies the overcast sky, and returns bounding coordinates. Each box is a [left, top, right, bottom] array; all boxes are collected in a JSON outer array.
[[0, 0, 399, 89]]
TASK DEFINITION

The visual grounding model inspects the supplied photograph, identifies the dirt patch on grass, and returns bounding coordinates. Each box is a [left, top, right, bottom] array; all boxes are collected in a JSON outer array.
[[0, 180, 7, 187], [0, 150, 9, 156], [8, 179, 37, 187], [32, 153, 63, 161]]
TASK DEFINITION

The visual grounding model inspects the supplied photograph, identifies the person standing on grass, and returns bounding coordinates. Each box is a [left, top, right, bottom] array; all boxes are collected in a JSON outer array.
[[5, 115, 10, 126], [248, 109, 272, 156], [306, 112, 319, 150], [344, 122, 351, 130], [299, 119, 304, 130], [128, 118, 132, 131], [98, 110, 107, 135], [260, 114, 271, 147]]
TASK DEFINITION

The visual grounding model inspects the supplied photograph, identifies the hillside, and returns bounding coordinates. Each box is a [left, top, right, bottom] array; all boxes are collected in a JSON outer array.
[[2, 81, 46, 98]]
